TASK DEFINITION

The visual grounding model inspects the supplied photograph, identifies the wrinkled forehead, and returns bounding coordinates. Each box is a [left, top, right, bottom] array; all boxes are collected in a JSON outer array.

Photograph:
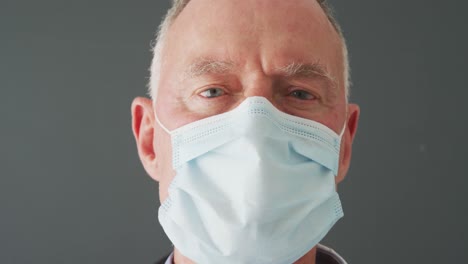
[[175, 0, 329, 32], [161, 0, 344, 88]]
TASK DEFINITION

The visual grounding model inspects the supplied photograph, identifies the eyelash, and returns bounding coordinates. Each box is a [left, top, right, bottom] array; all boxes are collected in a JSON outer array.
[[287, 88, 318, 101], [198, 87, 227, 99], [196, 86, 319, 102]]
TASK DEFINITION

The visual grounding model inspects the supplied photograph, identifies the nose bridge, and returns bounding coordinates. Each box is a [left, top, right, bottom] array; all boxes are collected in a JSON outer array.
[[242, 71, 275, 103]]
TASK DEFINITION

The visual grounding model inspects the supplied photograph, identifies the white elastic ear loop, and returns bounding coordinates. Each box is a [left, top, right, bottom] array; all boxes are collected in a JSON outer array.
[[338, 113, 348, 139], [338, 122, 346, 138], [154, 112, 171, 134]]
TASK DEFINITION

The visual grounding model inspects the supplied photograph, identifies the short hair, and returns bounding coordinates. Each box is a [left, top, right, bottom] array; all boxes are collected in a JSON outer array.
[[148, 0, 350, 100]]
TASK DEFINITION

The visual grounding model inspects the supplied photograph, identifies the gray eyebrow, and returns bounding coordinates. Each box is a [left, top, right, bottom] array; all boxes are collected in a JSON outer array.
[[275, 61, 338, 91], [181, 59, 337, 93], [182, 58, 236, 80]]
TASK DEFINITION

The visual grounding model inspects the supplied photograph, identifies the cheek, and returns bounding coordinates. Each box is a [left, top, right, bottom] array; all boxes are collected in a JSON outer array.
[[323, 102, 348, 134], [311, 110, 345, 136], [159, 101, 211, 131]]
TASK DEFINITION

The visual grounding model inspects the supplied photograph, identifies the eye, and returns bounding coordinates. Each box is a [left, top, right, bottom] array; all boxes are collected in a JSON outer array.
[[199, 87, 226, 98], [289, 89, 316, 100]]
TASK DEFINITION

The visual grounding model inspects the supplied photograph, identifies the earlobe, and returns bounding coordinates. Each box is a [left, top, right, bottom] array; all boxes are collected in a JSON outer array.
[[131, 97, 159, 180], [336, 104, 360, 183]]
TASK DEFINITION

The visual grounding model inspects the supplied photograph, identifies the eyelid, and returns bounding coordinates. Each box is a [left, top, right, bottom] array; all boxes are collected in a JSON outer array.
[[287, 86, 321, 100], [195, 85, 231, 99], [201, 87, 225, 97], [195, 85, 225, 93]]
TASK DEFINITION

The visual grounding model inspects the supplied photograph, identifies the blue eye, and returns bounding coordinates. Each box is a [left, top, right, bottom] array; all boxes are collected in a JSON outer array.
[[199, 88, 226, 98], [290, 90, 316, 100]]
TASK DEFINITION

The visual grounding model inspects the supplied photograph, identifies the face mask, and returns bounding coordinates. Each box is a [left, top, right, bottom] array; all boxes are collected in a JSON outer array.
[[156, 97, 345, 264]]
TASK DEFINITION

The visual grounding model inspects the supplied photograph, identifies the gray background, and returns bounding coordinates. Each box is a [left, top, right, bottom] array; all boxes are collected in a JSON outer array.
[[1, 0, 467, 263]]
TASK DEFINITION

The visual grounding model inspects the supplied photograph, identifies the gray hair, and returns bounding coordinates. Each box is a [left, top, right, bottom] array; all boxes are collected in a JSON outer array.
[[148, 0, 350, 100]]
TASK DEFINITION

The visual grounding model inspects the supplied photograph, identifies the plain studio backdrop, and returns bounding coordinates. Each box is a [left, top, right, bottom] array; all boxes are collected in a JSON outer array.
[[1, 1, 467, 263]]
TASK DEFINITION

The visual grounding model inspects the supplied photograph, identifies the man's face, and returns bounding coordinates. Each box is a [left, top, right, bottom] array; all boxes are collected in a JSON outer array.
[[133, 0, 359, 203]]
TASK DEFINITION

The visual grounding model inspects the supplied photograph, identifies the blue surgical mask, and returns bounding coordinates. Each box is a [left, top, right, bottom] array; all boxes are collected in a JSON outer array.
[[156, 97, 345, 264]]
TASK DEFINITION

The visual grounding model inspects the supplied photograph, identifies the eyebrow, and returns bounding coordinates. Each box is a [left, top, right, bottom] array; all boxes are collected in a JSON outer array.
[[275, 62, 338, 91], [182, 59, 337, 92], [182, 58, 236, 80]]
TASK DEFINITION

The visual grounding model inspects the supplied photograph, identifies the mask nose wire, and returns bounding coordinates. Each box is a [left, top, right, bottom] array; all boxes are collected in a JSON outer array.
[[155, 99, 349, 138], [154, 112, 171, 134]]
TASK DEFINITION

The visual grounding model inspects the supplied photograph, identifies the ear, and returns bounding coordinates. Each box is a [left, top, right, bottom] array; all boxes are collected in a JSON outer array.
[[131, 97, 159, 181], [336, 103, 360, 184]]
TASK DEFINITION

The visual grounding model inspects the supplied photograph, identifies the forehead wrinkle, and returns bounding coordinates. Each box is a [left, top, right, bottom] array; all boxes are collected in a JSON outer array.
[[182, 58, 237, 80]]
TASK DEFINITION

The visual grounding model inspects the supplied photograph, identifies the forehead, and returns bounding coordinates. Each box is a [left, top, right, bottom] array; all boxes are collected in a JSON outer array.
[[161, 0, 344, 87]]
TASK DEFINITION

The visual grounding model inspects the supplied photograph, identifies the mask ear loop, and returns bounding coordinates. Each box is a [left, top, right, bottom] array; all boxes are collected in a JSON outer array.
[[338, 122, 346, 138], [154, 112, 171, 134], [338, 111, 348, 139]]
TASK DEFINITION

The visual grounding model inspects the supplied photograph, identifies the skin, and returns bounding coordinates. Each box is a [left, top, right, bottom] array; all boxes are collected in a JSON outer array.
[[132, 0, 360, 263]]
